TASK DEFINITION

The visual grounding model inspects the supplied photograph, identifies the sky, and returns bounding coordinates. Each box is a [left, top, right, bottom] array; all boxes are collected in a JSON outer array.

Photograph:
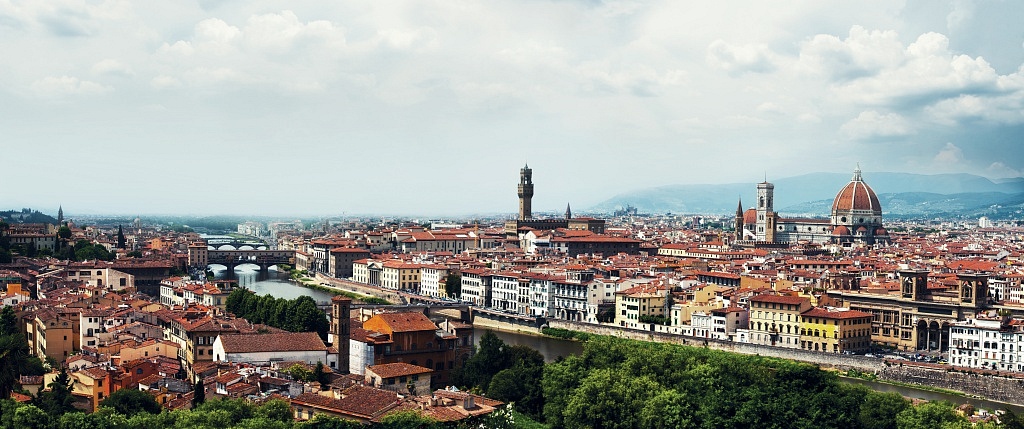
[[1, 0, 1023, 217]]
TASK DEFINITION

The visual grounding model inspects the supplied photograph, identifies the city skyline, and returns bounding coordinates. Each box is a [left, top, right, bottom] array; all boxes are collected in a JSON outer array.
[[2, 1, 1023, 216]]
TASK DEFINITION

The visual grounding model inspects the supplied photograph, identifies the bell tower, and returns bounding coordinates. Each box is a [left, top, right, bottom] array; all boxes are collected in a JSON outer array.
[[957, 273, 989, 307], [756, 181, 774, 242], [899, 269, 929, 301], [331, 296, 352, 373], [518, 164, 534, 220]]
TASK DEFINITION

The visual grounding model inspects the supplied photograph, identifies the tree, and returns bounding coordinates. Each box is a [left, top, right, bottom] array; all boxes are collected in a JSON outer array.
[[895, 401, 967, 429], [192, 376, 205, 409], [314, 361, 329, 388], [444, 272, 461, 299], [254, 398, 293, 423], [285, 364, 313, 382], [0, 308, 32, 400], [99, 388, 162, 416], [562, 369, 661, 429], [13, 403, 50, 428], [35, 365, 76, 416], [376, 410, 441, 429], [294, 414, 362, 429], [859, 391, 910, 429]]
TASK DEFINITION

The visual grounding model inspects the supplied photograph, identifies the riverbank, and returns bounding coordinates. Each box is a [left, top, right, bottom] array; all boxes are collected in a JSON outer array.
[[290, 278, 391, 304]]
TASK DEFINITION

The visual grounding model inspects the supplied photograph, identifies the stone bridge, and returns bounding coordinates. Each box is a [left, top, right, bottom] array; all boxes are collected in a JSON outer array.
[[188, 245, 294, 272]]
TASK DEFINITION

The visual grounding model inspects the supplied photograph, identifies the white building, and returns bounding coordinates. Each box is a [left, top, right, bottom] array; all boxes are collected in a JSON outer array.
[[949, 317, 1024, 372], [459, 269, 491, 307], [419, 265, 449, 298], [490, 273, 521, 313], [528, 274, 555, 317]]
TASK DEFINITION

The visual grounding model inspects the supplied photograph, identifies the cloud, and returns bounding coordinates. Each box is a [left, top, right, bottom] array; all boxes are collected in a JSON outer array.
[[31, 75, 110, 96], [840, 110, 913, 140], [706, 40, 777, 75], [797, 26, 904, 81], [933, 142, 965, 166], [830, 31, 1003, 106], [92, 59, 134, 77], [987, 162, 1022, 178]]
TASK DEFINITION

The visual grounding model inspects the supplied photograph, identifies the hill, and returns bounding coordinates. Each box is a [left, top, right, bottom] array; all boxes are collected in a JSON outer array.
[[0, 208, 58, 224]]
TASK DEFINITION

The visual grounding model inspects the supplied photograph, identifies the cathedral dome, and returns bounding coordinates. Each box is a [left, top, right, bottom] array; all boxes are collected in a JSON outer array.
[[831, 168, 881, 215], [832, 225, 850, 236]]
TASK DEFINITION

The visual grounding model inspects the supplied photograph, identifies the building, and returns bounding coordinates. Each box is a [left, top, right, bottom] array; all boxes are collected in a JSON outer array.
[[798, 307, 873, 353], [827, 271, 992, 352], [614, 284, 667, 327], [949, 317, 1024, 372], [460, 269, 491, 307], [329, 248, 371, 279], [365, 363, 432, 395], [212, 332, 332, 367], [361, 312, 461, 388], [736, 167, 890, 246], [748, 294, 812, 349]]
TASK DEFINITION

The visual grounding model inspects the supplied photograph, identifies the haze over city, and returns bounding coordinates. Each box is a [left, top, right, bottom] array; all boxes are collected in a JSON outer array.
[[2, 1, 1023, 216]]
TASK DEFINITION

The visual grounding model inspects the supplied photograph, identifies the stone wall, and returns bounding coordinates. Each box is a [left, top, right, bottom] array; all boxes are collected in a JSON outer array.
[[878, 364, 1024, 406], [473, 312, 544, 332]]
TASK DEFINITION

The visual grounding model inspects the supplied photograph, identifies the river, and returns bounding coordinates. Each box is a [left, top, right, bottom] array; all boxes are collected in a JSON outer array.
[[474, 327, 1024, 414], [209, 265, 335, 305]]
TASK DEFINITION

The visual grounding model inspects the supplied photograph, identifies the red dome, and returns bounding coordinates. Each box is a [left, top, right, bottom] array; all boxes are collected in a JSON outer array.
[[832, 225, 850, 236], [743, 208, 757, 225], [875, 227, 888, 235], [856, 226, 868, 233], [832, 168, 881, 215]]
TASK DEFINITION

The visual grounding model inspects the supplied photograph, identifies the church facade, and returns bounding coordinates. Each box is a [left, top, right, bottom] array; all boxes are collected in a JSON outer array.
[[735, 167, 890, 246]]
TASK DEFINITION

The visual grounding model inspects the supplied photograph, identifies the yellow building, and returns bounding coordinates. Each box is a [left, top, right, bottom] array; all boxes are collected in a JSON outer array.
[[748, 294, 811, 349], [614, 284, 667, 327], [799, 307, 873, 353], [381, 261, 421, 291]]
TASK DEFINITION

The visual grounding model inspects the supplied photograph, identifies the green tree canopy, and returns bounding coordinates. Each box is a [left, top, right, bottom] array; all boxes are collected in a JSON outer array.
[[99, 388, 162, 417]]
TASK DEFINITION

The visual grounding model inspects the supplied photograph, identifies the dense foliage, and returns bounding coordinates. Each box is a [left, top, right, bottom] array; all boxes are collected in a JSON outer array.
[[225, 289, 330, 340], [0, 397, 514, 429], [539, 335, 1007, 429], [0, 307, 46, 399], [454, 331, 546, 419]]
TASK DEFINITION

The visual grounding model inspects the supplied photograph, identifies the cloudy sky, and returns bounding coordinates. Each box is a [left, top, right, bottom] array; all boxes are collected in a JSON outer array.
[[2, 0, 1022, 217]]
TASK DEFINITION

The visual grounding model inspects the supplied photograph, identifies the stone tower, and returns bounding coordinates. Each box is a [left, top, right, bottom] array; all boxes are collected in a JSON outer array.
[[331, 296, 352, 373], [565, 202, 572, 220], [734, 198, 744, 241], [756, 181, 775, 242], [899, 269, 929, 301], [957, 273, 989, 307], [518, 164, 534, 220]]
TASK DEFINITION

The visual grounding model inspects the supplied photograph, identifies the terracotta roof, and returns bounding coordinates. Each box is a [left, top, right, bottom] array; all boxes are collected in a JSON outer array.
[[217, 332, 327, 354], [801, 307, 872, 319], [831, 168, 881, 214], [371, 312, 438, 333], [367, 363, 432, 379], [749, 294, 810, 306], [294, 385, 400, 419]]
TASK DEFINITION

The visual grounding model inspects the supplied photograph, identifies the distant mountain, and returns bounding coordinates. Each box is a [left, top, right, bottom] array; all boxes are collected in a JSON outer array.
[[591, 172, 1024, 218], [0, 209, 58, 224]]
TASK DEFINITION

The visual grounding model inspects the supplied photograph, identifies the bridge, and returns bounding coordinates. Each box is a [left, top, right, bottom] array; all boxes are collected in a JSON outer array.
[[188, 245, 294, 272]]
